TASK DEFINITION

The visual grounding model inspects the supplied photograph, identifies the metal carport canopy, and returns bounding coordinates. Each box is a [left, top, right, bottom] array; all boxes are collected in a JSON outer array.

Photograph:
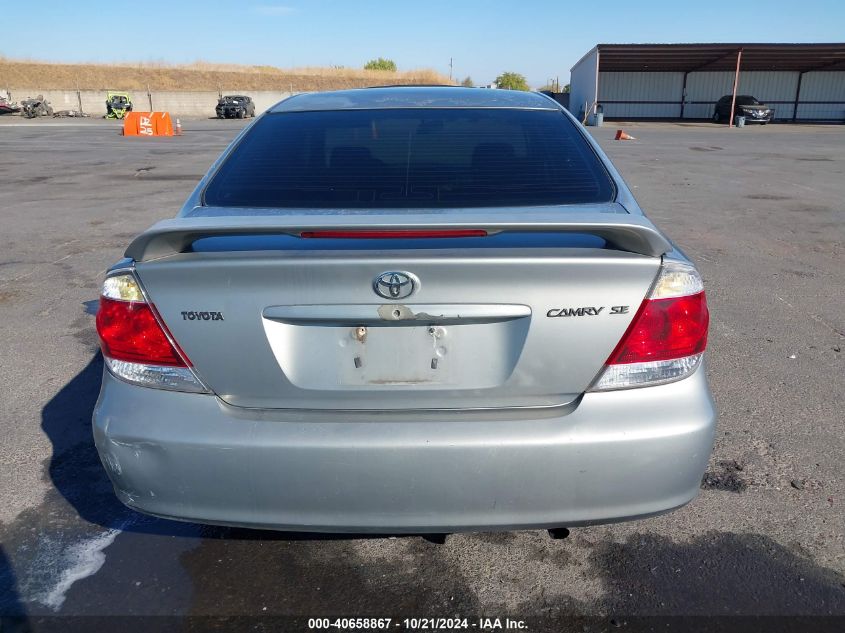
[[595, 43, 845, 73]]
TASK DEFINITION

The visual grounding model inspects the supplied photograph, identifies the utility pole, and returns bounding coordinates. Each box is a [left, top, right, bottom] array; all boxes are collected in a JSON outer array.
[[449, 58, 453, 82], [728, 48, 743, 128]]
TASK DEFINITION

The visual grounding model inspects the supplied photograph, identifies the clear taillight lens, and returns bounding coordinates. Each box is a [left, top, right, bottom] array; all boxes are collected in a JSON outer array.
[[590, 261, 709, 391], [96, 272, 207, 392], [649, 260, 704, 299]]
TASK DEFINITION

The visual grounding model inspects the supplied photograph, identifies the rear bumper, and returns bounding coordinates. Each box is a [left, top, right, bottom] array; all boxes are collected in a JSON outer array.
[[93, 364, 716, 532]]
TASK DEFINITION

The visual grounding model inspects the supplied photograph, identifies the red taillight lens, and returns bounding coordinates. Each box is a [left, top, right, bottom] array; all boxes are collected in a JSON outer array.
[[96, 297, 187, 367], [300, 229, 488, 239], [606, 291, 709, 365]]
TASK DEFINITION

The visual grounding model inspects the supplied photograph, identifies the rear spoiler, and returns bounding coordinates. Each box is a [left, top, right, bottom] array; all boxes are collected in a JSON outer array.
[[125, 212, 672, 262]]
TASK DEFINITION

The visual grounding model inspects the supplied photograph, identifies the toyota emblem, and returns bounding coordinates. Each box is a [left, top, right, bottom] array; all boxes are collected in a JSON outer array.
[[373, 272, 416, 300]]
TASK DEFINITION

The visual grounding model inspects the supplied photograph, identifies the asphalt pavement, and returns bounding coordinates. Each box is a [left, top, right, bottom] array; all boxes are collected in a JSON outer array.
[[0, 117, 843, 631]]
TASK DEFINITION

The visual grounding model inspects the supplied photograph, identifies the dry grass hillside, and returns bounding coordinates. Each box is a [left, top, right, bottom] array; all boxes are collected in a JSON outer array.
[[0, 59, 453, 91]]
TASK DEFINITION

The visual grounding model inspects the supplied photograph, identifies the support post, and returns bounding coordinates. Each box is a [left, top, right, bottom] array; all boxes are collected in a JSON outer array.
[[593, 49, 600, 116], [728, 49, 743, 128], [792, 72, 804, 122], [680, 71, 689, 119]]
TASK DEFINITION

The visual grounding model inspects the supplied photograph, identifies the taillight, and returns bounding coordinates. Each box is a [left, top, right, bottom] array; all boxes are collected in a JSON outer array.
[[605, 292, 709, 364], [590, 261, 709, 391], [97, 299, 185, 366], [96, 272, 207, 392]]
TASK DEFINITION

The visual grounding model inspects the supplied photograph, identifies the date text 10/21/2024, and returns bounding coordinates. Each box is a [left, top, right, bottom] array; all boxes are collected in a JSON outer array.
[[307, 617, 529, 631]]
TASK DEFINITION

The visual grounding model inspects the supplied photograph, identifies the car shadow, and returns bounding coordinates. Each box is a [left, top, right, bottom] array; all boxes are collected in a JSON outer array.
[[41, 353, 145, 533], [0, 547, 31, 628]]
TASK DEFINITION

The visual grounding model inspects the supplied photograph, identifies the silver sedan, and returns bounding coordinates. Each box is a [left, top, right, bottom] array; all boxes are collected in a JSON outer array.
[[93, 86, 715, 534]]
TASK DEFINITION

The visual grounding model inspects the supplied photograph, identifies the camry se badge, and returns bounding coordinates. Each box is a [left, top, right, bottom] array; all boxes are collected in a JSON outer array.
[[546, 306, 629, 317]]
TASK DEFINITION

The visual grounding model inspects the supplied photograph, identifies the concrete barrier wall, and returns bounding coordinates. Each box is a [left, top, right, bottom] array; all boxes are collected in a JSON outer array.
[[3, 89, 103, 114], [1, 88, 298, 117]]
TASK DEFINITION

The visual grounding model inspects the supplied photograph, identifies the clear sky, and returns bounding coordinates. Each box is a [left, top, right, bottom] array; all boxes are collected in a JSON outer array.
[[3, 0, 842, 87]]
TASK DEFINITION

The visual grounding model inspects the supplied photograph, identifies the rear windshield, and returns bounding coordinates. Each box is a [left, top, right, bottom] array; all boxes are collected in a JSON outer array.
[[203, 108, 615, 209]]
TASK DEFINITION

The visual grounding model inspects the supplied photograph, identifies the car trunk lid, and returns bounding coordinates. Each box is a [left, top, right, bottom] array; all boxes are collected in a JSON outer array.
[[129, 208, 667, 410]]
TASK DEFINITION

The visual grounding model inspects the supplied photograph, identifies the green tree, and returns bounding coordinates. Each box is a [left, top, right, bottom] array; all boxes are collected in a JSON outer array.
[[538, 82, 570, 94], [364, 57, 397, 72], [461, 76, 474, 87], [495, 72, 529, 91]]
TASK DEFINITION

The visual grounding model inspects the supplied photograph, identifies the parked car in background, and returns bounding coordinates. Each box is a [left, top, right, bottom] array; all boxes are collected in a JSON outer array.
[[216, 95, 256, 119], [105, 92, 133, 119], [0, 95, 21, 115], [94, 87, 715, 535], [713, 95, 774, 124], [20, 95, 53, 119]]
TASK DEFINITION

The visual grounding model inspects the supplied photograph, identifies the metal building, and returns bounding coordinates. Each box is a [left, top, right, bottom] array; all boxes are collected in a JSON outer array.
[[569, 43, 845, 123]]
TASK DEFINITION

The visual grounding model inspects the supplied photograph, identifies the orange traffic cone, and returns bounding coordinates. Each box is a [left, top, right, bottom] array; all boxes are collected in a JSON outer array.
[[174, 118, 183, 136], [615, 129, 636, 141]]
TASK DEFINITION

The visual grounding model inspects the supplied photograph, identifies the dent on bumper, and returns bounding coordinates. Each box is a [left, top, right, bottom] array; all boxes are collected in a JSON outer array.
[[93, 365, 717, 532]]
